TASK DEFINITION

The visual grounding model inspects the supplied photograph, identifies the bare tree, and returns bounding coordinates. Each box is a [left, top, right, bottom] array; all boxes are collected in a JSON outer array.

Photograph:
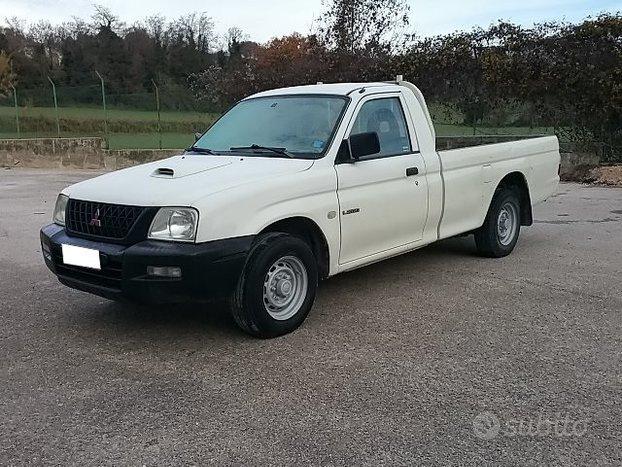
[[319, 0, 410, 54], [224, 27, 248, 55], [91, 4, 123, 32], [168, 12, 215, 54], [144, 14, 166, 45], [28, 21, 63, 69]]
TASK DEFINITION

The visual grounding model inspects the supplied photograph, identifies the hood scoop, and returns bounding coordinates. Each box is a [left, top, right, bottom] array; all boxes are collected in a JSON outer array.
[[148, 156, 234, 179], [152, 167, 175, 178]]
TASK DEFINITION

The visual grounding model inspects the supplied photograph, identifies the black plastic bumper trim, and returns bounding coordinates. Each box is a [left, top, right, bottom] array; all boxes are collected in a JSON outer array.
[[40, 224, 254, 303]]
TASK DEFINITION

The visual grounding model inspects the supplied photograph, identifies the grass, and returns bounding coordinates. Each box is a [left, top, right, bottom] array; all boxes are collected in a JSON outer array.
[[0, 104, 556, 149], [0, 105, 219, 146], [108, 133, 195, 150], [0, 105, 218, 123]]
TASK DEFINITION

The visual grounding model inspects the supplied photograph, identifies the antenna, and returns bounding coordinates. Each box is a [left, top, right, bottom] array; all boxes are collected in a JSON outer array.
[[396, 74, 404, 83]]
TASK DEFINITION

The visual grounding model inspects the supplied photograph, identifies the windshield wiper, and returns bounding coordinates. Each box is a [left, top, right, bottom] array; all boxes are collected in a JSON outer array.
[[185, 145, 215, 155], [230, 144, 294, 158]]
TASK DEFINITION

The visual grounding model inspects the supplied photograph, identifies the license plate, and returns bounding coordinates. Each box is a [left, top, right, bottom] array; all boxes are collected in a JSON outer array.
[[62, 244, 101, 270]]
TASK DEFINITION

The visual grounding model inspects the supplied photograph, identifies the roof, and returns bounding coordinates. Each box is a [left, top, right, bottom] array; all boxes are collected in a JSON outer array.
[[247, 82, 400, 99]]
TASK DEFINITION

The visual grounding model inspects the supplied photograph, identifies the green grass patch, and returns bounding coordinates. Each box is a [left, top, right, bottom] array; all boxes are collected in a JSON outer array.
[[107, 133, 194, 150], [0, 105, 218, 136], [0, 106, 219, 123]]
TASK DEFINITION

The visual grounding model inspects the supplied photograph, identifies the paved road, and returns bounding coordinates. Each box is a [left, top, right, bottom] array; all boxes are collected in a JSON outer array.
[[1, 169, 620, 465]]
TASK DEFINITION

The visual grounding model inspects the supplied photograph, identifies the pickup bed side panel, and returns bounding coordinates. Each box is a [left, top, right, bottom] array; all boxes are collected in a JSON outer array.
[[437, 136, 560, 240], [524, 137, 561, 205]]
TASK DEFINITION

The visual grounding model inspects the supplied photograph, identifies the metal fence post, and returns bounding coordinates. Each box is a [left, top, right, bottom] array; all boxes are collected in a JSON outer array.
[[47, 76, 60, 137], [10, 84, 20, 137], [95, 70, 108, 145], [151, 79, 162, 150]]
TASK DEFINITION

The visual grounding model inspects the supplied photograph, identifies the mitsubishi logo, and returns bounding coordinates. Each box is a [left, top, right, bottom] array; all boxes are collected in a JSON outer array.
[[89, 208, 102, 227]]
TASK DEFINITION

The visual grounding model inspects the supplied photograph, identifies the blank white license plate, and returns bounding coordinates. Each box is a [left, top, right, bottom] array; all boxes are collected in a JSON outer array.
[[62, 244, 101, 270]]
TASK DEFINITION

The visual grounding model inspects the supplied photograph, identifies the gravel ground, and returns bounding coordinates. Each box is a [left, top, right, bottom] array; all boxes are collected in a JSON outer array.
[[1, 169, 620, 465]]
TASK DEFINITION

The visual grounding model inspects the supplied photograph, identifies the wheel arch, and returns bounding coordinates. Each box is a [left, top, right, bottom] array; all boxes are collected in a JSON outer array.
[[495, 171, 533, 226], [258, 216, 330, 280]]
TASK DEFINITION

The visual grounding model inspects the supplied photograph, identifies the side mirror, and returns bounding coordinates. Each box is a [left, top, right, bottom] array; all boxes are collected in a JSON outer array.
[[194, 132, 202, 142], [349, 132, 380, 160]]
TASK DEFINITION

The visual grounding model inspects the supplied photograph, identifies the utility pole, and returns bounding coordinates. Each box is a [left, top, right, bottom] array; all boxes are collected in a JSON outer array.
[[151, 79, 162, 150], [95, 70, 108, 144], [47, 76, 60, 137]]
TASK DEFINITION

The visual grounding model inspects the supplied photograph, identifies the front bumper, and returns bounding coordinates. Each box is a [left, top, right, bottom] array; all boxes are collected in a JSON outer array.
[[40, 224, 254, 303]]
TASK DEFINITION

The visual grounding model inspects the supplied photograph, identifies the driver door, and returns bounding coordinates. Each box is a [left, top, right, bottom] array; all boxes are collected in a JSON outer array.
[[335, 93, 428, 265]]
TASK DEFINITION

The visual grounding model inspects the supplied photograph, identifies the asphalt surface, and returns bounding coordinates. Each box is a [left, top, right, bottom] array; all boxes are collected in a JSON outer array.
[[1, 169, 620, 465]]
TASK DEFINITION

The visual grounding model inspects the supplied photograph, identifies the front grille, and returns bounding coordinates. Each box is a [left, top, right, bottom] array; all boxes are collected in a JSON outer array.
[[66, 199, 144, 240]]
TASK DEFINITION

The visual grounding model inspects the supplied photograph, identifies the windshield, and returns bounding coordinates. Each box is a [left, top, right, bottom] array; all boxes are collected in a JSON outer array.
[[193, 95, 348, 159]]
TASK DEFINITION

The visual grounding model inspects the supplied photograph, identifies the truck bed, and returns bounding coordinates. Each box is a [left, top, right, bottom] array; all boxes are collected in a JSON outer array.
[[436, 136, 560, 239]]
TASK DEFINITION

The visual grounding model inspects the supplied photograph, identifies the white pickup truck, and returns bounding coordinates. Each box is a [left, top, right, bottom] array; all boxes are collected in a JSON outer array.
[[41, 79, 560, 337]]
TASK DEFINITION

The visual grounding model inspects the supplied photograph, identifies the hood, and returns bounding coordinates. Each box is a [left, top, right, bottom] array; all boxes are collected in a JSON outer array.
[[65, 154, 314, 206]]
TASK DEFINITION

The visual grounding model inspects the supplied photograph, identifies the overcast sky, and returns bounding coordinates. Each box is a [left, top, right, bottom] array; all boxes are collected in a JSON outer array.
[[1, 0, 619, 42]]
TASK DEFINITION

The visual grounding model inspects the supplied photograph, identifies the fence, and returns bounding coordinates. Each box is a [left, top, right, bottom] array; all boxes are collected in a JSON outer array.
[[0, 78, 219, 150]]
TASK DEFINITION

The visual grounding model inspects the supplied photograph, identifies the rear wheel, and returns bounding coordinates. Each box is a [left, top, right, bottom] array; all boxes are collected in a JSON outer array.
[[475, 187, 521, 257], [230, 232, 318, 338]]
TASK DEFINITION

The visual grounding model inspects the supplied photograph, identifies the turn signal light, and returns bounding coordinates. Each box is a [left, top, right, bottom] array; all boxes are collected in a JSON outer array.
[[147, 266, 182, 278]]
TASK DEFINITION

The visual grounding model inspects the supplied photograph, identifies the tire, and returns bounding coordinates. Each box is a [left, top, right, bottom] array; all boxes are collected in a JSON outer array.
[[230, 232, 318, 338], [474, 187, 522, 258]]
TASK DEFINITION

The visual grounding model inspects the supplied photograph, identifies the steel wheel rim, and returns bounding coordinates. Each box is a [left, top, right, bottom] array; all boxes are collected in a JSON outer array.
[[497, 201, 518, 246], [263, 255, 308, 321]]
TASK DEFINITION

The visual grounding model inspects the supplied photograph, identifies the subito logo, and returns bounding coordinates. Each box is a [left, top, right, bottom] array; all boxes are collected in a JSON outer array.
[[472, 411, 501, 439]]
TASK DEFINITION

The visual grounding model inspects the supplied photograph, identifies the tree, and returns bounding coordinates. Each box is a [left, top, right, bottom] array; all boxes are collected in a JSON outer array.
[[225, 27, 248, 56], [255, 34, 329, 88], [0, 51, 15, 95], [92, 4, 123, 32], [165, 13, 216, 78], [318, 0, 410, 54]]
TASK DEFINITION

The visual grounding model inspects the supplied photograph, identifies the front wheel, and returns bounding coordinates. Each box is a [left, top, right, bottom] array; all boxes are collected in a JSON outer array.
[[230, 232, 318, 338], [474, 187, 522, 257]]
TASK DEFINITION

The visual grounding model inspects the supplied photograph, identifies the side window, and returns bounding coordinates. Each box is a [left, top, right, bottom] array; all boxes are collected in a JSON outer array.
[[350, 97, 412, 158]]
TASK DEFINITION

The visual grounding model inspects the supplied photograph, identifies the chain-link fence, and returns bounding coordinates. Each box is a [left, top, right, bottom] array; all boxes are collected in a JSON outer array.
[[0, 81, 219, 150]]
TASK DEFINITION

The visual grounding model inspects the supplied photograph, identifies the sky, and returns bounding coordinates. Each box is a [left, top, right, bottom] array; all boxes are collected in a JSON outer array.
[[1, 0, 619, 42]]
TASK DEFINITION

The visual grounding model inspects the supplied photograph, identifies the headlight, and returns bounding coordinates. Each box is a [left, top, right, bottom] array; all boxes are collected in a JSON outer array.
[[53, 194, 69, 226], [148, 207, 198, 242]]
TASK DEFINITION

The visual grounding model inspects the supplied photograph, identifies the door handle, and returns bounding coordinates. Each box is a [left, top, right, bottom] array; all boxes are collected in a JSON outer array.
[[406, 167, 419, 176]]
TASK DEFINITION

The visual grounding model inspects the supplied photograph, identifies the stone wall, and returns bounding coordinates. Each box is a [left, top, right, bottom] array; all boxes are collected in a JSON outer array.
[[0, 137, 180, 170], [0, 137, 107, 168], [104, 148, 181, 170]]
